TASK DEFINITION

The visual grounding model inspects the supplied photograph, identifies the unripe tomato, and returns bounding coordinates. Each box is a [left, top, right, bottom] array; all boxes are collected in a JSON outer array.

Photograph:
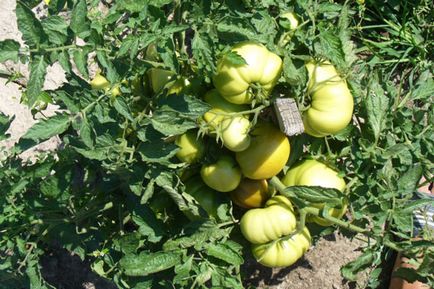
[[280, 12, 299, 30], [236, 122, 290, 179], [303, 60, 354, 137], [230, 179, 271, 209], [202, 90, 251, 152], [213, 41, 283, 104], [200, 155, 242, 192], [183, 176, 221, 220], [90, 73, 121, 97], [148, 68, 191, 95], [240, 195, 296, 244], [251, 227, 311, 267], [175, 130, 205, 164], [90, 73, 110, 90], [220, 116, 251, 152], [281, 159, 347, 226]]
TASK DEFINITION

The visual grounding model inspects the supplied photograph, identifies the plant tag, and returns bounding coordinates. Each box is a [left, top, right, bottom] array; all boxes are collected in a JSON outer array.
[[273, 98, 304, 136]]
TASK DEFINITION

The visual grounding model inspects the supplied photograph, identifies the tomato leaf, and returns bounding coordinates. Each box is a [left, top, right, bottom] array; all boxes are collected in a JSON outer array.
[[120, 251, 182, 276], [22, 113, 70, 142], [15, 1, 45, 48], [205, 243, 243, 265], [0, 40, 20, 63]]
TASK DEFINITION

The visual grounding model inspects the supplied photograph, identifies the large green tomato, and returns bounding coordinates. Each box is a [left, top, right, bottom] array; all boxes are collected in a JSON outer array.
[[183, 176, 221, 220], [303, 60, 354, 137], [213, 41, 283, 104], [236, 122, 290, 179], [230, 178, 271, 209], [200, 155, 242, 192], [281, 159, 347, 226], [203, 90, 251, 152], [252, 227, 311, 267], [240, 195, 296, 244], [175, 130, 205, 164]]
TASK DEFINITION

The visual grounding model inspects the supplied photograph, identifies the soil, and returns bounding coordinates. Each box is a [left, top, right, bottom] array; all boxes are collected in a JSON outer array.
[[0, 1, 370, 288]]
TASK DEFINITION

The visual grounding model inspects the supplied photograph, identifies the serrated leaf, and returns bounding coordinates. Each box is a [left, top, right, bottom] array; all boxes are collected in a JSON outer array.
[[16, 2, 45, 47], [283, 185, 344, 206], [364, 76, 390, 141], [79, 117, 94, 148], [318, 30, 346, 69], [41, 16, 69, 45], [0, 113, 15, 141], [27, 55, 48, 105], [224, 51, 247, 66], [96, 51, 118, 83], [22, 113, 70, 142], [151, 94, 210, 136], [205, 243, 243, 265], [341, 250, 375, 281], [57, 51, 71, 74], [397, 164, 423, 195], [192, 31, 216, 74], [72, 49, 89, 79], [70, 0, 89, 36], [0, 40, 20, 62], [113, 97, 134, 121], [120, 251, 181, 276], [131, 208, 164, 243]]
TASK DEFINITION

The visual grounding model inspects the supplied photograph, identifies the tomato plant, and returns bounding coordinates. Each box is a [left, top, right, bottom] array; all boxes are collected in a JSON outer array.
[[0, 1, 432, 288]]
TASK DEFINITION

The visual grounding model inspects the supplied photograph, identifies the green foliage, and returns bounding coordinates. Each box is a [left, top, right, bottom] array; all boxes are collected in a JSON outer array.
[[0, 0, 433, 288]]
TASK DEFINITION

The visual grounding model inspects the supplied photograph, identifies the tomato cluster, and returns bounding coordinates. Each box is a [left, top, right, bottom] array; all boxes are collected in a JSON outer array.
[[142, 41, 353, 268]]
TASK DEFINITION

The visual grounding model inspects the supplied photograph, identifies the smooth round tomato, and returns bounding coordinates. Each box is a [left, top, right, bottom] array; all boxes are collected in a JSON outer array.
[[251, 227, 311, 267], [202, 90, 251, 152], [303, 60, 354, 137], [183, 176, 221, 220], [230, 179, 271, 209], [236, 122, 290, 179], [213, 41, 283, 104], [175, 130, 205, 164], [240, 195, 296, 244], [281, 159, 347, 226], [200, 155, 242, 192]]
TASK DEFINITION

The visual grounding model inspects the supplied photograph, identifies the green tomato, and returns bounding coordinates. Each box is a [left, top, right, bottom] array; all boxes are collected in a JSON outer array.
[[200, 155, 242, 192], [303, 60, 354, 137], [252, 227, 311, 267], [213, 41, 283, 104], [148, 68, 191, 95], [236, 122, 290, 179], [183, 176, 221, 220], [281, 159, 347, 226], [202, 90, 251, 152], [90, 73, 121, 97], [280, 12, 299, 30], [230, 178, 271, 209], [175, 130, 205, 164], [240, 195, 296, 244]]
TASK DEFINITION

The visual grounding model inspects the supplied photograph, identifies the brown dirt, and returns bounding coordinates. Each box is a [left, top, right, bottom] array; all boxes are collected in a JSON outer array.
[[0, 1, 371, 288]]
